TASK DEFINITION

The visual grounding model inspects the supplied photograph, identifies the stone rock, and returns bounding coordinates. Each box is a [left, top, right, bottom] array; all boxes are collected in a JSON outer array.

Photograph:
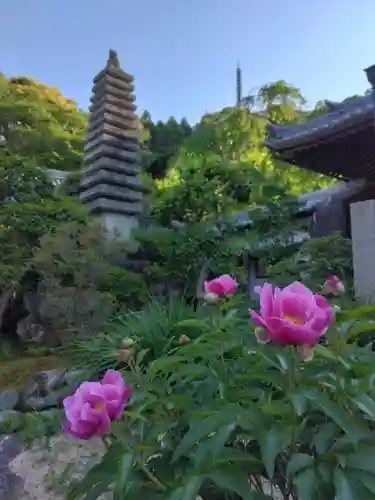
[[0, 411, 21, 433], [64, 369, 86, 390], [23, 391, 62, 411], [22, 370, 65, 400], [0, 435, 23, 460], [36, 370, 65, 393], [22, 291, 40, 315], [16, 315, 44, 343], [21, 378, 38, 402], [0, 390, 19, 411], [0, 469, 23, 500]]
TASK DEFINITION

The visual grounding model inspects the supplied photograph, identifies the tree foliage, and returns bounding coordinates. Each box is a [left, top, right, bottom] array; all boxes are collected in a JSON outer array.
[[141, 112, 192, 178], [0, 73, 87, 171]]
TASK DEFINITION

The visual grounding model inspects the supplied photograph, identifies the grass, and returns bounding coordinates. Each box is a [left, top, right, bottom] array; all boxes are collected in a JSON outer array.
[[0, 355, 64, 389]]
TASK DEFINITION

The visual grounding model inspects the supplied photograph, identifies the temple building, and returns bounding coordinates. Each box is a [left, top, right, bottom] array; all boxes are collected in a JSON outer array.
[[264, 64, 375, 301]]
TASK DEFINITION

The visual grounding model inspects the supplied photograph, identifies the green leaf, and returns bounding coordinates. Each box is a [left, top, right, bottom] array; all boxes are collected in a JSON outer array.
[[174, 319, 210, 331], [260, 427, 284, 478], [215, 447, 263, 470], [168, 476, 203, 500], [346, 321, 375, 341], [359, 473, 375, 495], [67, 443, 122, 499], [208, 470, 256, 499], [172, 410, 235, 462], [340, 305, 375, 321], [148, 355, 186, 376], [135, 348, 150, 367], [293, 468, 316, 500], [313, 423, 338, 453], [305, 392, 355, 435], [113, 453, 134, 497], [333, 469, 355, 500], [194, 422, 236, 467], [347, 448, 375, 473], [351, 394, 375, 420], [289, 392, 307, 416], [314, 344, 337, 360], [287, 454, 315, 477]]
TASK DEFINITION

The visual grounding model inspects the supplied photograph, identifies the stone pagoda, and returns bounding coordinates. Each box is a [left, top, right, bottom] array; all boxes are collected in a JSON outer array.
[[79, 50, 145, 241]]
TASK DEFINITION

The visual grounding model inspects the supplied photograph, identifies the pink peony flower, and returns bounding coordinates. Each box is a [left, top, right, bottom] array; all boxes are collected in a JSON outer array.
[[322, 275, 345, 296], [249, 282, 334, 361], [101, 370, 132, 420], [204, 274, 238, 299], [62, 370, 131, 440]]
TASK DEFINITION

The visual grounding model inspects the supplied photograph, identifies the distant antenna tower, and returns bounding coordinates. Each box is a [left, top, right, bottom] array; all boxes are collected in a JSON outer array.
[[236, 62, 242, 107]]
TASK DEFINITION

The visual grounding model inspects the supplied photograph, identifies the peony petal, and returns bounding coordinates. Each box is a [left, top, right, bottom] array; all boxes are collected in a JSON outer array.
[[265, 317, 320, 345], [249, 309, 268, 329], [67, 418, 99, 440], [284, 282, 314, 297], [304, 309, 332, 337], [280, 291, 314, 320], [272, 287, 283, 318], [218, 274, 238, 295], [80, 401, 105, 422], [102, 370, 124, 388], [315, 294, 335, 317], [76, 382, 104, 401], [204, 279, 224, 295], [259, 283, 275, 319], [97, 411, 111, 435]]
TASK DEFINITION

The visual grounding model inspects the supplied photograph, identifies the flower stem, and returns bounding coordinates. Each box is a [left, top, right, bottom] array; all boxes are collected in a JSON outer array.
[[138, 460, 167, 491]]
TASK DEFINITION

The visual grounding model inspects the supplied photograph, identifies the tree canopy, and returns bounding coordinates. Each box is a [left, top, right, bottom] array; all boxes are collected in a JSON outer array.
[[0, 72, 338, 229], [0, 73, 88, 171]]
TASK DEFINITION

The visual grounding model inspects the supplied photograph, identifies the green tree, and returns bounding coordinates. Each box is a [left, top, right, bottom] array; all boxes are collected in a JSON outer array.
[[0, 75, 87, 171], [141, 112, 192, 178], [180, 104, 333, 199], [242, 79, 306, 124]]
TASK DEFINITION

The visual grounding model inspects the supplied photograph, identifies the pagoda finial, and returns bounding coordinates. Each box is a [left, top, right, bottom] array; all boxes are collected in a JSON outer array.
[[236, 62, 242, 107], [107, 49, 120, 68]]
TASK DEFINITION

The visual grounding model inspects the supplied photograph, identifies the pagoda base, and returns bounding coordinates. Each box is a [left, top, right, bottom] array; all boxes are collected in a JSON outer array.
[[98, 212, 139, 244]]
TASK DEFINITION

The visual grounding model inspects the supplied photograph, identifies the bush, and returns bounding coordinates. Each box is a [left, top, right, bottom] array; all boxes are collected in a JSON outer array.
[[20, 276, 375, 499], [31, 221, 116, 344], [268, 232, 353, 290], [101, 267, 149, 310]]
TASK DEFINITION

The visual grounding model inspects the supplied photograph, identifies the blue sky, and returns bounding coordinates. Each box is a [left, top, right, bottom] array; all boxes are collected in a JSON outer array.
[[1, 0, 374, 124]]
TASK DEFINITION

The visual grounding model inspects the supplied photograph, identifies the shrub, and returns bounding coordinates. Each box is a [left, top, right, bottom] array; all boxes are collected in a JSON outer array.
[[19, 276, 375, 499], [101, 267, 149, 309], [267, 232, 353, 291], [31, 221, 116, 344]]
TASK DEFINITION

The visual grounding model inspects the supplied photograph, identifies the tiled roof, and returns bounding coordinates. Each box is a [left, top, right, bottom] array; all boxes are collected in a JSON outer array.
[[265, 93, 373, 151], [230, 180, 365, 228]]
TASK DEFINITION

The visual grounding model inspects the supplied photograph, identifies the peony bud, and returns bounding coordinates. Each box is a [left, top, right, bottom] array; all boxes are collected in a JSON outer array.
[[322, 275, 345, 296], [122, 337, 135, 348], [204, 275, 238, 297], [179, 334, 190, 345], [118, 348, 133, 364], [203, 292, 219, 304]]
